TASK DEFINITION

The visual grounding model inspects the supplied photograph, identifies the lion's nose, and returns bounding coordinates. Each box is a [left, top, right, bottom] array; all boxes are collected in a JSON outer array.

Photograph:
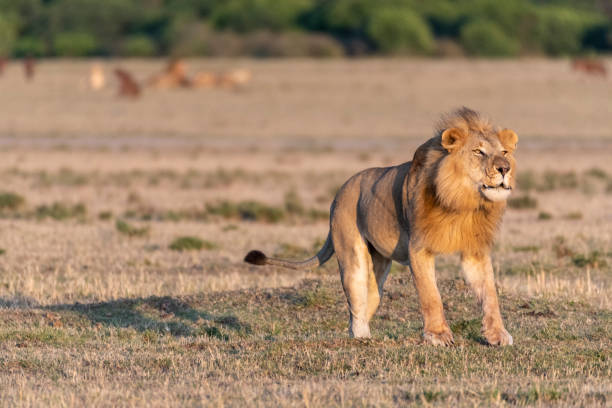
[[497, 164, 510, 176]]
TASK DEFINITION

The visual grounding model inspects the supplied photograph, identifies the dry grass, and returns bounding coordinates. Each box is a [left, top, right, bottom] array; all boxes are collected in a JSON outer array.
[[0, 59, 610, 406]]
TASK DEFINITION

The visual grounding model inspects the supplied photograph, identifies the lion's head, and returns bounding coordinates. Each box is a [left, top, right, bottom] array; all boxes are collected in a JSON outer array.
[[433, 108, 518, 210]]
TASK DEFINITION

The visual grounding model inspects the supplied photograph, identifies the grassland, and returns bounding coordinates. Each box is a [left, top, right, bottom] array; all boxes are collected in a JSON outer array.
[[0, 59, 611, 407]]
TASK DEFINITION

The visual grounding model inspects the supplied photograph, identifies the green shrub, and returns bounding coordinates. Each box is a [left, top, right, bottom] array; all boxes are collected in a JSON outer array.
[[585, 167, 607, 180], [307, 0, 377, 33], [416, 1, 462, 37], [572, 251, 606, 268], [115, 219, 149, 237], [36, 202, 87, 220], [121, 35, 157, 57], [538, 211, 553, 220], [53, 32, 98, 56], [169, 236, 217, 251], [367, 8, 435, 55], [98, 211, 113, 220], [582, 22, 612, 52], [211, 0, 311, 33], [535, 7, 590, 56], [13, 36, 46, 57], [0, 192, 25, 211], [460, 20, 519, 57], [507, 194, 537, 209], [0, 14, 16, 56]]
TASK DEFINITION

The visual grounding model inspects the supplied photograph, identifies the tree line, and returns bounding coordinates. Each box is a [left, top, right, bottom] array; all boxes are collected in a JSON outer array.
[[0, 0, 610, 58]]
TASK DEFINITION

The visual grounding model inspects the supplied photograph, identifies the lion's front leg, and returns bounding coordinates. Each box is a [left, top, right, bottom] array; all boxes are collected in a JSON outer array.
[[408, 245, 454, 346], [461, 253, 513, 346]]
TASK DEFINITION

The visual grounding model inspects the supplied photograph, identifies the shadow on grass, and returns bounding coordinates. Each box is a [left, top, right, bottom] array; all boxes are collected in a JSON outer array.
[[42, 296, 251, 339]]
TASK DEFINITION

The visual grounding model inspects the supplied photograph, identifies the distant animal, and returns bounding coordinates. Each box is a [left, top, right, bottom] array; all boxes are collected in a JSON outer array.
[[90, 64, 105, 90], [191, 71, 218, 88], [0, 57, 6, 76], [114, 68, 141, 98], [192, 68, 252, 89], [571, 58, 607, 77], [216, 69, 252, 89], [245, 107, 518, 347], [23, 57, 35, 81], [148, 59, 192, 88]]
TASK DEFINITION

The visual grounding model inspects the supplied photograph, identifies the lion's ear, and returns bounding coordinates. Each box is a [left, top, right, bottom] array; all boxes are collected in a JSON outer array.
[[498, 129, 518, 152], [441, 128, 466, 152]]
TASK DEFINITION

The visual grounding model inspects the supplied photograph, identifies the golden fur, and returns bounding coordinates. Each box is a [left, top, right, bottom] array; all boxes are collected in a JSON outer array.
[[147, 59, 192, 89], [245, 108, 517, 346]]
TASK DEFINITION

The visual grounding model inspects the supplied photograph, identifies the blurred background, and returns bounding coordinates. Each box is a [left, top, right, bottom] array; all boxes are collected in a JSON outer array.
[[1, 0, 611, 58]]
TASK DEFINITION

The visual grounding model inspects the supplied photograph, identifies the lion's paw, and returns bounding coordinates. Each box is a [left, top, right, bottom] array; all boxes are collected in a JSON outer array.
[[423, 329, 455, 346], [483, 327, 513, 346]]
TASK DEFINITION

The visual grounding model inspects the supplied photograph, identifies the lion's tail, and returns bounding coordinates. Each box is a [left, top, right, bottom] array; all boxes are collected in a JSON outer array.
[[244, 233, 334, 270]]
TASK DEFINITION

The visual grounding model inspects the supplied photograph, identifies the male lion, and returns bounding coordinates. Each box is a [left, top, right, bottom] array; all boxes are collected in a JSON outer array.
[[245, 108, 517, 346]]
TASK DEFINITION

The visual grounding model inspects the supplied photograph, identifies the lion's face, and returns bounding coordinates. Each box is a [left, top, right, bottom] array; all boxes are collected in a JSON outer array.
[[439, 127, 518, 204]]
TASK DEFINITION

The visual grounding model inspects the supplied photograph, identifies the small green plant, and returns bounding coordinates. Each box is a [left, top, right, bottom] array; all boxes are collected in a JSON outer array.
[[538, 170, 578, 191], [36, 202, 86, 220], [512, 245, 540, 253], [538, 211, 553, 220], [0, 248, 5, 255], [0, 192, 25, 211], [564, 211, 583, 220], [507, 195, 537, 209], [206, 200, 285, 223], [169, 236, 217, 251], [98, 211, 113, 221], [572, 251, 606, 268], [115, 219, 149, 237], [585, 167, 607, 180]]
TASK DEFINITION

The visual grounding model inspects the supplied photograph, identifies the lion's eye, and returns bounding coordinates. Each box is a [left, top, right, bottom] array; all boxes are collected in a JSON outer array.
[[473, 149, 485, 156], [502, 150, 508, 156]]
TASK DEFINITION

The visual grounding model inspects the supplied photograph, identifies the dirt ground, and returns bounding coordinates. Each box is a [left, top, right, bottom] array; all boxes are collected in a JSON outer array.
[[0, 59, 610, 406]]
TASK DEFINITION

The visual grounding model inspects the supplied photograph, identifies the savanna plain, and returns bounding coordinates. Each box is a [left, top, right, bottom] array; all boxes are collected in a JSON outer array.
[[0, 59, 610, 406]]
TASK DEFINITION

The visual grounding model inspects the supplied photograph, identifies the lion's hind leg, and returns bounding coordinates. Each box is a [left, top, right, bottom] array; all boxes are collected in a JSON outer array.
[[333, 225, 379, 338], [366, 247, 391, 322]]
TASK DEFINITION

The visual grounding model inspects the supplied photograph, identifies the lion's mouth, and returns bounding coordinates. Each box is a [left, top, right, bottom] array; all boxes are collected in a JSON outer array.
[[482, 184, 512, 191], [480, 183, 512, 202]]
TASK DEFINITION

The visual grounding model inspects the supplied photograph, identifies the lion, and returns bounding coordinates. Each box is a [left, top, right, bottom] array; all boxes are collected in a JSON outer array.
[[147, 59, 192, 89], [90, 64, 105, 91], [571, 58, 607, 77], [191, 68, 252, 89], [114, 68, 141, 98], [245, 107, 517, 346]]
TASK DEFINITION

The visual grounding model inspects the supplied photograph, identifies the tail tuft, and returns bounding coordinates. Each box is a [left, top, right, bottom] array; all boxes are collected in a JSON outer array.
[[244, 250, 267, 265]]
